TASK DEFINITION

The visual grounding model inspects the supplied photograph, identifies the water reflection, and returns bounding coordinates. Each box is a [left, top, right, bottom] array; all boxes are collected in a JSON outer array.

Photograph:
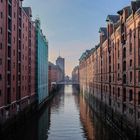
[[1, 85, 125, 140], [47, 85, 85, 140]]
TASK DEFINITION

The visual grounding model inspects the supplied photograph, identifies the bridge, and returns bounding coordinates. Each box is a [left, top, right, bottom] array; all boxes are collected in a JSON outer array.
[[57, 81, 79, 85]]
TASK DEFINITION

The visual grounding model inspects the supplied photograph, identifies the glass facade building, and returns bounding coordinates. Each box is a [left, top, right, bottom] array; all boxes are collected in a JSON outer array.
[[35, 19, 48, 104]]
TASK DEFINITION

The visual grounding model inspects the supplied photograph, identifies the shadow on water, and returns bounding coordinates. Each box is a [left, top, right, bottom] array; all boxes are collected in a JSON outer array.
[[0, 85, 128, 140]]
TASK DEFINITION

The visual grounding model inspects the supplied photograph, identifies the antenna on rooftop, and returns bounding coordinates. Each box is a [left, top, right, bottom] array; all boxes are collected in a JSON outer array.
[[59, 49, 61, 57]]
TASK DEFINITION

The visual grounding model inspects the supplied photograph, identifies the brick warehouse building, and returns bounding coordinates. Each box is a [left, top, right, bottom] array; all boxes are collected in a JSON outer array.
[[79, 0, 140, 136], [48, 62, 63, 93], [0, 0, 38, 124], [72, 66, 79, 84]]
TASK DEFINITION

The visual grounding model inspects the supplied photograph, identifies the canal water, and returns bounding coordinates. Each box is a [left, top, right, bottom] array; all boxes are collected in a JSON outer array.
[[1, 85, 126, 140]]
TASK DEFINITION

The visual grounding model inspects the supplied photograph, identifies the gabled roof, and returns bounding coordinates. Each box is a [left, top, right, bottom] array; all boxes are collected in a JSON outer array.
[[99, 27, 107, 37], [118, 6, 132, 15], [106, 15, 120, 23], [23, 7, 32, 17]]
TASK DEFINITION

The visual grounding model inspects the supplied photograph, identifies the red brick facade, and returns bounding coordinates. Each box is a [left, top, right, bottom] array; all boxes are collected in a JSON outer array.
[[48, 62, 63, 93], [72, 66, 79, 84], [0, 0, 36, 123], [79, 1, 140, 129]]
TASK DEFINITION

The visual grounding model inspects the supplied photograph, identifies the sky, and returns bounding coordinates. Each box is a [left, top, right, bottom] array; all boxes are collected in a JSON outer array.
[[23, 0, 131, 76]]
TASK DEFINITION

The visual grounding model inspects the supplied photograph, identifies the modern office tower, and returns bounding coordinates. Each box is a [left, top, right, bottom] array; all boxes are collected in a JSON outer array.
[[56, 56, 65, 81]]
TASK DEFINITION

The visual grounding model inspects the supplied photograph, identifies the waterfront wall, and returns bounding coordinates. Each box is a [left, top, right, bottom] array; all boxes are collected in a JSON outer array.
[[79, 1, 140, 137]]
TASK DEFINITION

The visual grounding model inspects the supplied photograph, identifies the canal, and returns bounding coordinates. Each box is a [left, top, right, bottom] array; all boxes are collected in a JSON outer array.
[[1, 85, 127, 140]]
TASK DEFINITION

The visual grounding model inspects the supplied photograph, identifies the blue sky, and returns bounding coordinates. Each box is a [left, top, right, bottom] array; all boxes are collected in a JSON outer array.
[[23, 0, 131, 76]]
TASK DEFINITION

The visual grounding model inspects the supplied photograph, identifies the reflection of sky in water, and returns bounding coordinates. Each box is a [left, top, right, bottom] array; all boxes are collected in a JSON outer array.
[[47, 85, 85, 140]]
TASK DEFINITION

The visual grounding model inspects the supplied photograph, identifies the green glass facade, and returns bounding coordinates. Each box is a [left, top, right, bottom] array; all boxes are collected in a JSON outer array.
[[35, 19, 48, 104]]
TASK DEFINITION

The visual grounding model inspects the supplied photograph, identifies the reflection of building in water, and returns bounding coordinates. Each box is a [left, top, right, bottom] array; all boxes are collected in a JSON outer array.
[[38, 108, 50, 140], [51, 87, 65, 110], [79, 96, 125, 140], [79, 96, 95, 140]]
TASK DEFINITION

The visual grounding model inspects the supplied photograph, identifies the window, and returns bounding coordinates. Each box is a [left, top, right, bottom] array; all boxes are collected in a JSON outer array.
[[129, 90, 133, 101], [118, 50, 120, 58], [118, 63, 120, 70], [13, 62, 15, 68], [138, 112, 140, 119], [130, 29, 132, 38], [123, 61, 126, 71], [0, 58, 2, 65], [130, 71, 132, 83], [13, 37, 15, 44], [118, 88, 120, 98], [130, 59, 132, 67], [14, 24, 15, 31], [123, 74, 126, 84], [0, 74, 2, 80], [14, 12, 16, 18], [139, 71, 140, 83], [13, 75, 15, 81], [0, 43, 2, 49], [123, 47, 126, 59], [129, 108, 133, 115], [139, 46, 140, 66], [13, 88, 15, 93], [13, 50, 15, 56], [138, 92, 140, 105], [0, 27, 2, 34], [130, 43, 132, 54], [1, 12, 3, 18], [113, 87, 115, 96], [123, 88, 126, 102], [118, 73, 120, 81]]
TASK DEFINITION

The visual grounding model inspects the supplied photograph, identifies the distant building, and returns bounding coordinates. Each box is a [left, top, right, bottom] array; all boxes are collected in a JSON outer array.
[[56, 56, 65, 81], [72, 66, 79, 84], [65, 75, 70, 83], [48, 62, 63, 92], [35, 19, 48, 104]]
